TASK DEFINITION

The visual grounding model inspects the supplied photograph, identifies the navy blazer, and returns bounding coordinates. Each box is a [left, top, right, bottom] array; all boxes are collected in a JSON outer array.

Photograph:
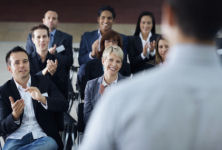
[[26, 30, 73, 71], [127, 35, 159, 74], [84, 74, 125, 125], [0, 75, 68, 150]]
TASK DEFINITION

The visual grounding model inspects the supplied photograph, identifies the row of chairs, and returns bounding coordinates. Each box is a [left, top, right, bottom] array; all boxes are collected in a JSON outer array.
[[62, 47, 85, 150]]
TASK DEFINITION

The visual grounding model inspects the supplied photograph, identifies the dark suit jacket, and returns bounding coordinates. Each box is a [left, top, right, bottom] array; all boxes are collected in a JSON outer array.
[[29, 51, 69, 132], [0, 75, 68, 150], [127, 34, 159, 74], [29, 51, 69, 99], [26, 30, 73, 71], [84, 74, 125, 125]]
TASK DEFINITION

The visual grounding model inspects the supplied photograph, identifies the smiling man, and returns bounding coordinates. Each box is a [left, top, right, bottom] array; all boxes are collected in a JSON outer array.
[[0, 46, 68, 150]]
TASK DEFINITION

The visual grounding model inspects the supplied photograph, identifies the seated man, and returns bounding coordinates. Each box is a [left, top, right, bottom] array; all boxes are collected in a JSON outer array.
[[26, 10, 73, 94], [77, 5, 130, 95], [0, 46, 68, 150], [29, 24, 68, 99]]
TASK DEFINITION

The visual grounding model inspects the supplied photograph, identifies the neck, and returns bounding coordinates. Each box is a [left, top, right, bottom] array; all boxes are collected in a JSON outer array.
[[49, 28, 55, 33], [37, 50, 48, 62], [15, 76, 29, 89], [100, 29, 110, 36], [104, 73, 118, 85], [141, 32, 149, 41]]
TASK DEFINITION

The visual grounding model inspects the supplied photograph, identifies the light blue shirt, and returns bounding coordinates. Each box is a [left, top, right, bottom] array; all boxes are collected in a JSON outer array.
[[79, 43, 222, 150], [49, 29, 56, 48]]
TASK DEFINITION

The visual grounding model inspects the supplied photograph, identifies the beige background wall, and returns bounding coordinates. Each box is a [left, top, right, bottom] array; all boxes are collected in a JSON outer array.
[[0, 22, 161, 43]]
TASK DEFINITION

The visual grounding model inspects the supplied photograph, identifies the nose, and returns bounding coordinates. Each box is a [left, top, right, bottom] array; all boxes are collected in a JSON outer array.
[[104, 17, 109, 23], [40, 37, 44, 42]]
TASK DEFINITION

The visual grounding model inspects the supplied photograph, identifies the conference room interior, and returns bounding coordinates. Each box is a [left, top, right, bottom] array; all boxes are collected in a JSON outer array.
[[0, 0, 222, 149]]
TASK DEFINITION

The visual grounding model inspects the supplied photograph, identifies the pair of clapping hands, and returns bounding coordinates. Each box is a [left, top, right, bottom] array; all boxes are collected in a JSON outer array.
[[9, 87, 46, 120], [142, 41, 156, 56], [42, 59, 58, 76]]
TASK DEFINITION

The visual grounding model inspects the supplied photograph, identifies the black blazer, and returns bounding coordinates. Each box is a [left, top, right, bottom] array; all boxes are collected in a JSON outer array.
[[127, 34, 158, 74], [26, 30, 73, 71], [0, 75, 68, 150], [29, 51, 69, 99]]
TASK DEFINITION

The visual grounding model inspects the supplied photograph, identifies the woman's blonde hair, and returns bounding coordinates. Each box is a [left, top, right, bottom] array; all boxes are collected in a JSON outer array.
[[102, 45, 124, 62]]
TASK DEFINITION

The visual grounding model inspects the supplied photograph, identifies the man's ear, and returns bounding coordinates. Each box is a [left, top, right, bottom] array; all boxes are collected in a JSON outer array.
[[162, 3, 176, 27], [97, 16, 100, 24], [42, 18, 45, 24], [7, 65, 12, 73]]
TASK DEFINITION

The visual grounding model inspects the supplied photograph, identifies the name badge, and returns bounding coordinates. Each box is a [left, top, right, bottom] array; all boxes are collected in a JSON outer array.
[[56, 45, 65, 53]]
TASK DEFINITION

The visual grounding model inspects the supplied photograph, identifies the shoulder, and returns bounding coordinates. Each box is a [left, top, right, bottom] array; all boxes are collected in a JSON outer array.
[[119, 33, 129, 41], [129, 35, 140, 41], [56, 30, 72, 39], [27, 33, 32, 39], [152, 33, 160, 40], [82, 30, 98, 38], [87, 76, 102, 87], [0, 80, 12, 92]]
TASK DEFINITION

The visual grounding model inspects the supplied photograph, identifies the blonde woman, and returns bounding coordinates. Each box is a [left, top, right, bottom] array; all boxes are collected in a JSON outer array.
[[84, 45, 125, 124]]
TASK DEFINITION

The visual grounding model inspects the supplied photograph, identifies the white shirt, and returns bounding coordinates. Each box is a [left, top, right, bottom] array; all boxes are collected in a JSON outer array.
[[139, 32, 156, 59], [102, 76, 118, 87], [7, 77, 47, 139], [79, 43, 222, 150]]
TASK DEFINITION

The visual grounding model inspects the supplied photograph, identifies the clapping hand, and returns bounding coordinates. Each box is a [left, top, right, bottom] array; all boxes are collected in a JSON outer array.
[[9, 96, 25, 121], [25, 87, 46, 105]]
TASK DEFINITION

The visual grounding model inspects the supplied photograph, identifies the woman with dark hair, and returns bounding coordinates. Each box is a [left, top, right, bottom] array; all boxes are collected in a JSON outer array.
[[155, 36, 169, 64], [79, 30, 129, 99], [128, 11, 159, 74]]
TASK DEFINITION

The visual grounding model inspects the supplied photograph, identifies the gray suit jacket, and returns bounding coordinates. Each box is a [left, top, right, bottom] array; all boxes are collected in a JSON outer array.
[[84, 74, 125, 124]]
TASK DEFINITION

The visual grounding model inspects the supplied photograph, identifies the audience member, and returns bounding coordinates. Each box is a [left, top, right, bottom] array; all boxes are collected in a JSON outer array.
[[77, 5, 130, 90], [127, 11, 159, 74], [26, 10, 73, 92], [29, 24, 68, 99], [155, 35, 169, 64], [84, 45, 125, 125], [79, 0, 222, 149], [0, 46, 68, 150], [29, 24, 69, 133]]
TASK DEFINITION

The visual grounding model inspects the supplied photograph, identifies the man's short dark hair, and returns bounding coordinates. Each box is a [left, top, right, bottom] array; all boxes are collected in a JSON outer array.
[[166, 0, 222, 40], [31, 24, 50, 38], [6, 46, 28, 66], [97, 5, 116, 19]]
